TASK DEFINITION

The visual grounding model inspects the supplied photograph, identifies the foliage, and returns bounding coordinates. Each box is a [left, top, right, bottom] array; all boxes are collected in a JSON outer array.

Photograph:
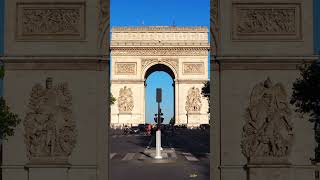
[[290, 60, 320, 162], [110, 93, 116, 105], [0, 97, 21, 140], [201, 81, 210, 113], [169, 117, 175, 125], [0, 65, 4, 79]]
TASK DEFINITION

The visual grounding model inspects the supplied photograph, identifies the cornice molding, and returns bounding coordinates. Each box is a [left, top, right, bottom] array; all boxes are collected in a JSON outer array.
[[111, 47, 209, 56], [111, 80, 144, 84], [210, 56, 318, 70], [111, 26, 208, 32]]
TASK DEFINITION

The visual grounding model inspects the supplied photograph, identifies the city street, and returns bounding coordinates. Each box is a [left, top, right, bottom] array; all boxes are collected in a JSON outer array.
[[109, 128, 210, 180]]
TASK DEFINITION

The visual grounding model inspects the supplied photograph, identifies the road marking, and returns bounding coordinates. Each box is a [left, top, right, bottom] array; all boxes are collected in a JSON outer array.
[[110, 153, 116, 159], [128, 134, 132, 137], [121, 153, 135, 161], [111, 135, 117, 138], [134, 134, 139, 136], [206, 153, 210, 157], [182, 153, 199, 161]]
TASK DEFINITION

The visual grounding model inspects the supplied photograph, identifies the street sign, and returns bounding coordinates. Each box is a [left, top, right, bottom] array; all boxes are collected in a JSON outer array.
[[156, 88, 162, 103]]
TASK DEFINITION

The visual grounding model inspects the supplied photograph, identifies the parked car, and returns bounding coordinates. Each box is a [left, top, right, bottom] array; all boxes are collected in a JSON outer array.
[[138, 124, 145, 132], [130, 126, 140, 134], [200, 124, 210, 130]]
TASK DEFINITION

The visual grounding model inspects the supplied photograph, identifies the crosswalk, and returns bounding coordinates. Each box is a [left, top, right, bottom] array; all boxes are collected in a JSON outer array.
[[109, 152, 210, 162], [110, 134, 149, 138]]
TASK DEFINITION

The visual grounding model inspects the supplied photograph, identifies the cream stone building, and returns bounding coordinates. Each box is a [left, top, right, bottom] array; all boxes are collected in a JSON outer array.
[[1, 0, 318, 180], [110, 26, 210, 127]]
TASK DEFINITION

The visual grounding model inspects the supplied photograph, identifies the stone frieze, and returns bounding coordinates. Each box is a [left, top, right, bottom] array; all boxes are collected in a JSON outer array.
[[16, 3, 85, 40], [233, 3, 301, 40], [115, 62, 136, 75]]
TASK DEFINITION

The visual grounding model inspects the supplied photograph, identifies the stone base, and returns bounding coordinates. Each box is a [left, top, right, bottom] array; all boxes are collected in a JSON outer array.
[[25, 160, 71, 180], [248, 157, 290, 165], [247, 164, 293, 180], [27, 167, 69, 180], [141, 148, 177, 163]]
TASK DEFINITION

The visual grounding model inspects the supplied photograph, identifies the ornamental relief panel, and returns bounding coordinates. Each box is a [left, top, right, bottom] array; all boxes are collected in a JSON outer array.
[[118, 86, 134, 113], [185, 87, 202, 113], [111, 32, 207, 41], [98, 0, 109, 49], [233, 3, 301, 40], [141, 58, 178, 72], [111, 48, 208, 56], [241, 77, 293, 164], [16, 3, 85, 41], [24, 78, 77, 164], [183, 63, 204, 74], [115, 63, 136, 75]]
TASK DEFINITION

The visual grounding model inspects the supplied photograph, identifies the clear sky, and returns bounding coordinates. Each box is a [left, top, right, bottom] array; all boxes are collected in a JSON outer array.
[[111, 0, 210, 124]]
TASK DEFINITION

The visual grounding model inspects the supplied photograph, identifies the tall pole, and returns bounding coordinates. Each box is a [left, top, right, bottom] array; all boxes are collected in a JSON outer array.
[[157, 102, 161, 130], [155, 88, 162, 159]]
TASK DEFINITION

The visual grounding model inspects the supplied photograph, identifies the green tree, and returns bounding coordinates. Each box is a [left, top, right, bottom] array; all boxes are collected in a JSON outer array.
[[169, 117, 175, 126], [0, 65, 21, 140], [0, 65, 4, 79], [110, 93, 116, 105], [290, 60, 320, 162], [201, 81, 210, 113], [0, 97, 21, 140]]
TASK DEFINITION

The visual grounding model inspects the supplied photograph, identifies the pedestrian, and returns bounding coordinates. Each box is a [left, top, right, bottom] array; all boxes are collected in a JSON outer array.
[[147, 124, 151, 136]]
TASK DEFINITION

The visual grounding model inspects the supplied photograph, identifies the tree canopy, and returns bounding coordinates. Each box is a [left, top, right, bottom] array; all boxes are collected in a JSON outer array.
[[290, 60, 320, 162]]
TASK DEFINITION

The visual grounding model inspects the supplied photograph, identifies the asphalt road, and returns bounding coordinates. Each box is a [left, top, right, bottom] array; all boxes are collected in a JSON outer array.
[[109, 128, 210, 180]]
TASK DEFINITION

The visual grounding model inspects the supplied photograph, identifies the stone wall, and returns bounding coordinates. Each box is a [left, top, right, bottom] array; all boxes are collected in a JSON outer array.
[[211, 0, 316, 179], [2, 0, 109, 180]]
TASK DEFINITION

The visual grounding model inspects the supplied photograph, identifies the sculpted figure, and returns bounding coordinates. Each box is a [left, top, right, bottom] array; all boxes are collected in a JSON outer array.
[[118, 86, 134, 113], [185, 87, 202, 112], [241, 77, 293, 162], [24, 78, 76, 163]]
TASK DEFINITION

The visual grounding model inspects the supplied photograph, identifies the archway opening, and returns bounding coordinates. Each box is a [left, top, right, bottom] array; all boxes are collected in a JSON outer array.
[[144, 64, 175, 125]]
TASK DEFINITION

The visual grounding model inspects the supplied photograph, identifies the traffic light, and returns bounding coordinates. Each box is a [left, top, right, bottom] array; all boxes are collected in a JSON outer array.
[[154, 114, 158, 123], [160, 117, 164, 123]]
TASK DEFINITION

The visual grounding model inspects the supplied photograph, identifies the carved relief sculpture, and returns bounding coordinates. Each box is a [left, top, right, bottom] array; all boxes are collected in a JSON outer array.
[[111, 47, 208, 56], [98, 0, 110, 50], [115, 63, 136, 75], [183, 63, 204, 74], [233, 3, 301, 40], [210, 0, 219, 51], [185, 87, 202, 113], [17, 3, 85, 40], [241, 77, 293, 164], [118, 86, 134, 113], [24, 78, 77, 164], [141, 58, 178, 72]]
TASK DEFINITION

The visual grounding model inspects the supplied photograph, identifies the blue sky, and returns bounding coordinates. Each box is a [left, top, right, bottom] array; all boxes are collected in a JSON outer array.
[[111, 0, 210, 124]]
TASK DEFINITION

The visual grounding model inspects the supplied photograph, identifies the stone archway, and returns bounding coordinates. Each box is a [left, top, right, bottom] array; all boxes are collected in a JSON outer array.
[[110, 26, 210, 128], [143, 63, 176, 124]]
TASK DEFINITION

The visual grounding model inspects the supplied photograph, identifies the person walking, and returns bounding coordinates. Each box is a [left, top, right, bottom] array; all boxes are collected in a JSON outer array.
[[147, 124, 152, 136]]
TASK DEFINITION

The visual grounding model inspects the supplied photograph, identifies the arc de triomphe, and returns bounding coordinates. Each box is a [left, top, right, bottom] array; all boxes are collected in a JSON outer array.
[[110, 26, 209, 127]]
